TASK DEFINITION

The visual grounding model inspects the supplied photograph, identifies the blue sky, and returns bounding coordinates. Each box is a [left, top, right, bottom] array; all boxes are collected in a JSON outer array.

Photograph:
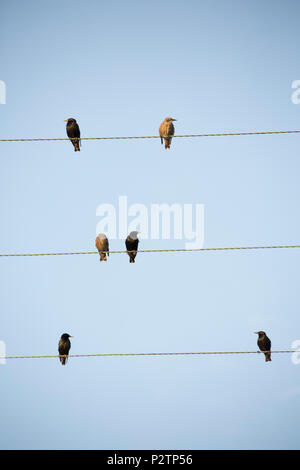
[[1, 0, 300, 450]]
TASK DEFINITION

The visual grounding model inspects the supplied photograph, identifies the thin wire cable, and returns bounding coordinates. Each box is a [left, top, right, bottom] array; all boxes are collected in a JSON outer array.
[[0, 244, 300, 257], [0, 350, 295, 360], [1, 129, 300, 142]]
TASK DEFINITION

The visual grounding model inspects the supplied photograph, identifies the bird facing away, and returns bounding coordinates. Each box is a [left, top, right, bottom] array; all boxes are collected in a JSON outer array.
[[95, 233, 109, 262], [159, 117, 176, 149], [255, 331, 271, 362], [58, 333, 73, 365], [65, 118, 81, 151], [125, 231, 140, 263]]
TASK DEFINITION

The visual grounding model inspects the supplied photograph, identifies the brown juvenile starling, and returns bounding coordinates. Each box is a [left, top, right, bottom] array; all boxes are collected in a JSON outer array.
[[65, 118, 81, 151], [159, 117, 176, 149], [95, 233, 109, 262], [255, 331, 271, 362], [125, 231, 140, 263], [58, 333, 73, 365]]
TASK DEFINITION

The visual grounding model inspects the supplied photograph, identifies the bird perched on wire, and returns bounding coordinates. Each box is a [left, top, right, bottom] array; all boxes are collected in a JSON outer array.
[[65, 118, 81, 151], [95, 233, 109, 262], [159, 117, 176, 149], [58, 333, 73, 365], [125, 231, 140, 263], [255, 331, 271, 362]]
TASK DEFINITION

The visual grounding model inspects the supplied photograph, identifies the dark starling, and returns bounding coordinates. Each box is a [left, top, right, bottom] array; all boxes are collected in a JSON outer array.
[[159, 117, 176, 149], [65, 118, 81, 151], [58, 333, 73, 365], [255, 331, 271, 362], [125, 231, 140, 263], [95, 233, 109, 262]]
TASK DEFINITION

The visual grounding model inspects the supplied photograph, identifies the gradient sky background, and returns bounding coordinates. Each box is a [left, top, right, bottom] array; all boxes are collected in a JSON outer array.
[[1, 0, 300, 450]]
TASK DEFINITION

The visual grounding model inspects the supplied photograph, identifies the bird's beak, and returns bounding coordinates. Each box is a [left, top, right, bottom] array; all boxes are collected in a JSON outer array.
[[64, 119, 68, 122], [254, 332, 258, 334], [172, 119, 177, 121]]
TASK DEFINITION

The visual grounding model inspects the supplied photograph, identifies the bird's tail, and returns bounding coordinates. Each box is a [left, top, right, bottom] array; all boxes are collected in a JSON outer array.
[[74, 141, 80, 151], [165, 138, 171, 149], [129, 252, 136, 263], [72, 138, 80, 151], [264, 352, 271, 362], [100, 252, 107, 262], [59, 355, 68, 365]]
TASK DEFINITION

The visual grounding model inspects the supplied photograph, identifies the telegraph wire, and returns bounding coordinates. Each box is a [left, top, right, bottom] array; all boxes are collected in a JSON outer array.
[[0, 350, 296, 360], [0, 244, 300, 257], [0, 129, 300, 143]]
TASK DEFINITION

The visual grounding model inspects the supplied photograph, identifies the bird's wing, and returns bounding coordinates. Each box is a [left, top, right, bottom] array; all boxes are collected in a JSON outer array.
[[169, 122, 175, 136], [95, 237, 102, 252], [58, 339, 65, 355], [132, 239, 139, 251], [66, 123, 80, 138], [75, 124, 81, 147], [159, 122, 167, 144], [66, 126, 72, 138], [75, 123, 80, 138], [159, 122, 166, 137], [257, 338, 264, 350], [96, 237, 108, 253], [58, 339, 71, 355], [125, 238, 138, 251]]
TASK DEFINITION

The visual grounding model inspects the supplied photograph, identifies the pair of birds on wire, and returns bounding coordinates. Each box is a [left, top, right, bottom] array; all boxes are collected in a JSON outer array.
[[65, 117, 177, 151], [58, 331, 272, 366], [95, 231, 139, 263]]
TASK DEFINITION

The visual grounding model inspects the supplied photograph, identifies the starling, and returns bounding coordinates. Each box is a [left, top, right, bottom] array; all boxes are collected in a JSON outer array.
[[65, 118, 81, 151], [95, 233, 109, 262], [125, 231, 140, 263], [255, 331, 271, 362], [159, 117, 176, 149], [58, 333, 73, 365]]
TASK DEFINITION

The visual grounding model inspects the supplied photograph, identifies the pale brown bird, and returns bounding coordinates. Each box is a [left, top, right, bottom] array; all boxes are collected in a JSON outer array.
[[159, 117, 176, 149], [255, 331, 272, 362], [95, 233, 109, 262]]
